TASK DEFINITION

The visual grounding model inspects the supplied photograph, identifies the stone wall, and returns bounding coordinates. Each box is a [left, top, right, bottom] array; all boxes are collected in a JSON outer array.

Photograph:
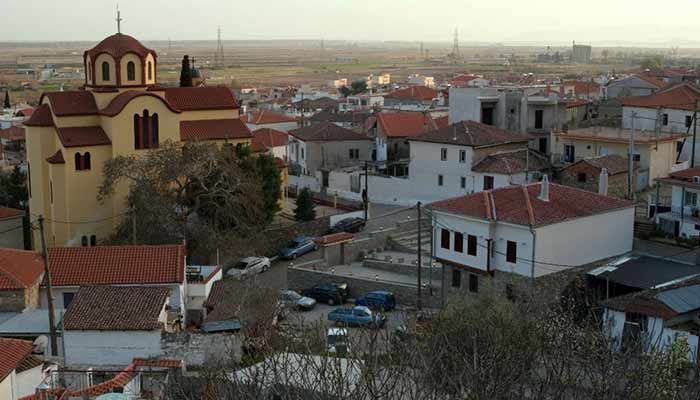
[[0, 289, 25, 312], [161, 331, 242, 367], [363, 259, 435, 277], [288, 267, 442, 308]]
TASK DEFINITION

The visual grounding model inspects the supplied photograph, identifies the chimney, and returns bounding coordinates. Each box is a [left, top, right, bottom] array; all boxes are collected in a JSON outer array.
[[599, 167, 609, 196], [453, 124, 458, 141], [538, 175, 550, 201]]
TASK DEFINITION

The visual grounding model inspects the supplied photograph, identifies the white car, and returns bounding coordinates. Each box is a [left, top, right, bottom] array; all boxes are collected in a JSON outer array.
[[226, 256, 271, 279]]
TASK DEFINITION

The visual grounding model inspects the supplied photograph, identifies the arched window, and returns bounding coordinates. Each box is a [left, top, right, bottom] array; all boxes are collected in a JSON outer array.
[[151, 113, 159, 147], [84, 152, 91, 170], [147, 61, 153, 81], [90, 235, 97, 246], [74, 152, 91, 171], [81, 236, 88, 247], [127, 61, 136, 81], [101, 61, 110, 81], [75, 153, 82, 170], [142, 110, 150, 148], [134, 114, 142, 149]]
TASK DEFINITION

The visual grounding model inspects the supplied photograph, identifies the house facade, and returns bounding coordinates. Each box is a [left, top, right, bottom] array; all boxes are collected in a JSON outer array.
[[560, 154, 633, 198], [0, 207, 24, 249], [0, 248, 43, 312], [605, 75, 666, 99], [0, 338, 48, 400], [429, 179, 634, 295], [25, 32, 253, 247], [656, 168, 700, 238]]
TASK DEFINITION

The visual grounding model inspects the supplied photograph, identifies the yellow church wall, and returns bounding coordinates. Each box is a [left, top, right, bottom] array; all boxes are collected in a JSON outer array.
[[144, 54, 156, 85], [47, 161, 69, 247], [26, 126, 57, 248], [85, 56, 92, 83], [52, 115, 102, 129], [119, 53, 143, 86], [94, 54, 117, 86], [91, 91, 122, 110]]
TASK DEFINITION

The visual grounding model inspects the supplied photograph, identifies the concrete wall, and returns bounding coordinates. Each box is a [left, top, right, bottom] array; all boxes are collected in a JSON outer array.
[[64, 329, 162, 366], [15, 364, 44, 399], [0, 372, 14, 400], [161, 331, 242, 366], [606, 77, 659, 99], [0, 216, 24, 249], [305, 140, 372, 176], [560, 165, 629, 198]]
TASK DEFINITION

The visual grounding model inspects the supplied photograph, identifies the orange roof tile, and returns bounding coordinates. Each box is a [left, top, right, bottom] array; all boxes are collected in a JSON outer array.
[[0, 338, 33, 382], [56, 126, 111, 148], [621, 83, 700, 111], [0, 248, 43, 291], [180, 118, 253, 141], [46, 149, 65, 164], [164, 87, 239, 111], [40, 91, 98, 116], [252, 128, 289, 148], [47, 245, 185, 286], [85, 33, 156, 61], [247, 110, 298, 125], [100, 91, 181, 116], [0, 207, 24, 220], [0, 126, 25, 141], [23, 104, 54, 127], [386, 86, 438, 101], [377, 112, 431, 137]]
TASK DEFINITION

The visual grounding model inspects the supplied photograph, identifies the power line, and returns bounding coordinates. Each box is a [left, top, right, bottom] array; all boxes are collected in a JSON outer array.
[[30, 212, 129, 225]]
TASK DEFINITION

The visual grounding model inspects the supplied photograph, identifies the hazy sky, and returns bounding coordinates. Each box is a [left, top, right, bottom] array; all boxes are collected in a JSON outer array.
[[2, 0, 699, 45]]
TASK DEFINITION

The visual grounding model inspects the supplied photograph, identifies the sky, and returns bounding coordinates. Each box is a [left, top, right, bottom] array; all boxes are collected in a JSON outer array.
[[2, 0, 700, 45]]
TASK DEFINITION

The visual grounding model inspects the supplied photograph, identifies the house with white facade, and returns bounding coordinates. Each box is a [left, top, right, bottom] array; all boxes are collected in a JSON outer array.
[[185, 265, 222, 326], [656, 167, 700, 238], [408, 74, 435, 88], [0, 338, 49, 400], [40, 245, 186, 317], [605, 74, 666, 99], [252, 128, 289, 161], [429, 178, 634, 294], [338, 94, 384, 113], [604, 280, 700, 361], [245, 110, 299, 132], [62, 285, 171, 366]]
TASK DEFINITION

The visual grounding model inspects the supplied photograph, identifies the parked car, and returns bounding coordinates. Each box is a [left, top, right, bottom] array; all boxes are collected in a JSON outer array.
[[279, 290, 317, 311], [279, 236, 318, 260], [356, 291, 396, 311], [302, 283, 349, 305], [226, 256, 270, 279], [327, 305, 386, 328], [329, 217, 366, 234]]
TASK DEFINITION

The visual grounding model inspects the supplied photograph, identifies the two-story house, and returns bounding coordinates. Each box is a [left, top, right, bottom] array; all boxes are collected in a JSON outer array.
[[368, 111, 434, 164], [656, 167, 700, 238], [383, 86, 439, 110], [429, 178, 634, 296], [0, 248, 43, 312]]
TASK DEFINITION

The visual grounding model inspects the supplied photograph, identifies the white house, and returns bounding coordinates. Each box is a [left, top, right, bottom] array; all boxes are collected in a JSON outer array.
[[252, 128, 289, 161], [429, 178, 634, 290], [408, 74, 435, 88], [605, 74, 666, 99], [40, 245, 186, 317], [656, 167, 700, 238], [246, 110, 299, 132], [604, 281, 700, 361], [0, 338, 49, 400], [185, 265, 223, 325], [62, 285, 171, 366]]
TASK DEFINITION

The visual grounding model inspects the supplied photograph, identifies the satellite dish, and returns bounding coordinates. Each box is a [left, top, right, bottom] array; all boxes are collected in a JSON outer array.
[[33, 335, 48, 354]]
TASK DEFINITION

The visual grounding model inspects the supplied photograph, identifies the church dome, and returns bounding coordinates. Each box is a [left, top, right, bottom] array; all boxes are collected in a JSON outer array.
[[84, 33, 156, 60]]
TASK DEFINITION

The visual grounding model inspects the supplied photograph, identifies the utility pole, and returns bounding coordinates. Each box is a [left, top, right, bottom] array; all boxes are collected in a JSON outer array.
[[692, 100, 698, 168], [417, 202, 422, 310], [38, 216, 58, 357], [628, 112, 636, 200], [363, 161, 369, 221]]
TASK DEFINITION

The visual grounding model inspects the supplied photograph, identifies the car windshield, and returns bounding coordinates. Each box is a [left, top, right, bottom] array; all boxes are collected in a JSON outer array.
[[286, 240, 302, 248], [233, 261, 249, 270], [287, 291, 302, 301]]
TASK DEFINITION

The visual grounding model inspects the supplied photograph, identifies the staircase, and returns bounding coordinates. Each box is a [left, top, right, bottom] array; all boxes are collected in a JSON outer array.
[[388, 221, 432, 255], [634, 220, 656, 238]]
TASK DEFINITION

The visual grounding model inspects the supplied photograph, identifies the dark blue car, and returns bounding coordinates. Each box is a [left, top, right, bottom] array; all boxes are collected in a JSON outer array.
[[279, 236, 318, 260], [356, 291, 396, 311]]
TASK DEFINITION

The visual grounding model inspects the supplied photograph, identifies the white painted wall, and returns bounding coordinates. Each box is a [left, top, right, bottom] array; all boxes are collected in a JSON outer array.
[[622, 106, 692, 134], [15, 364, 44, 399], [0, 372, 14, 400], [409, 141, 478, 197], [247, 121, 298, 133], [288, 138, 308, 174], [64, 330, 162, 366]]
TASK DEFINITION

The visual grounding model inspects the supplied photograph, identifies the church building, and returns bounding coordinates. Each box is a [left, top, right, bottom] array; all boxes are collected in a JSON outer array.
[[25, 31, 253, 247]]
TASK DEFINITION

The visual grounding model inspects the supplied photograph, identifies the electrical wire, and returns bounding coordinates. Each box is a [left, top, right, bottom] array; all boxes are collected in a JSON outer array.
[[0, 224, 25, 235], [29, 212, 129, 225]]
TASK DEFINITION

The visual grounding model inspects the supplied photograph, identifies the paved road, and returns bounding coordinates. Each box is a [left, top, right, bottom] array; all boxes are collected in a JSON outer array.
[[633, 238, 700, 265]]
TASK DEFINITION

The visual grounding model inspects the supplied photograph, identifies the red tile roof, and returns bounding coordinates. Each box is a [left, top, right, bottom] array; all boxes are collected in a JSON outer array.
[[386, 86, 438, 101], [100, 91, 181, 117], [63, 285, 170, 331], [412, 120, 530, 147], [289, 122, 370, 142], [47, 244, 185, 286], [377, 112, 431, 138], [621, 83, 700, 111], [251, 139, 267, 153], [0, 248, 43, 291], [472, 149, 549, 174], [0, 126, 25, 141], [635, 74, 668, 89], [430, 182, 632, 227], [0, 338, 33, 382], [563, 80, 600, 95], [0, 206, 24, 220], [15, 108, 34, 118], [85, 33, 156, 61], [23, 104, 54, 127], [431, 115, 449, 129], [180, 118, 253, 141], [164, 87, 239, 111], [40, 91, 98, 116], [46, 150, 65, 164], [562, 154, 630, 175], [566, 99, 592, 108], [252, 128, 289, 148], [247, 110, 298, 125], [56, 126, 111, 148]]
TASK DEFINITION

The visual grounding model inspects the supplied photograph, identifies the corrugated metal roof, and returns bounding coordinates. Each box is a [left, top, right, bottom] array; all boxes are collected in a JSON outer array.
[[595, 256, 700, 289], [655, 284, 700, 314]]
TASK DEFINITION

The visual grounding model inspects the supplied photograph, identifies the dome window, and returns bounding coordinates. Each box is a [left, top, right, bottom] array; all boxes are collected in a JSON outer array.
[[101, 61, 110, 81], [127, 61, 136, 81]]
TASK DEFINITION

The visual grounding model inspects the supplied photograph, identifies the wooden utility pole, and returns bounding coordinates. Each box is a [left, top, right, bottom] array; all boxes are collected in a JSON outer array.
[[38, 216, 58, 357], [417, 202, 422, 310], [363, 161, 369, 221], [692, 100, 698, 168], [628, 112, 636, 200]]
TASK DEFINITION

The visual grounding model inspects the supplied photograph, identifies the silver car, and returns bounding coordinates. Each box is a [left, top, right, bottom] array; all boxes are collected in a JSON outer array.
[[226, 256, 270, 279], [279, 290, 317, 311]]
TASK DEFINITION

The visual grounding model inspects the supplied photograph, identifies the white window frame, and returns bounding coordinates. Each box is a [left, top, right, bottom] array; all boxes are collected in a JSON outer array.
[[685, 191, 698, 207]]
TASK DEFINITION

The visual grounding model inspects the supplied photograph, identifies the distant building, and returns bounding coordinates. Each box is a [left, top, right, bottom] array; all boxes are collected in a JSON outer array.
[[408, 74, 435, 88], [328, 78, 348, 89], [605, 74, 666, 99], [572, 42, 592, 64]]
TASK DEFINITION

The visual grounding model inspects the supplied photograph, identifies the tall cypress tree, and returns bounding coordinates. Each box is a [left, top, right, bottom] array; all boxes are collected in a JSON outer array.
[[294, 188, 316, 222], [179, 56, 192, 88], [3, 91, 10, 109]]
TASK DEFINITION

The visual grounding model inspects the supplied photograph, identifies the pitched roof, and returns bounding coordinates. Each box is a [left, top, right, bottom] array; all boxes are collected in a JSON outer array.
[[0, 126, 25, 141], [63, 286, 169, 331], [309, 110, 370, 124], [411, 120, 530, 147], [289, 122, 370, 142], [430, 182, 632, 227], [22, 104, 54, 127], [252, 128, 289, 148], [562, 154, 630, 175], [0, 338, 33, 382], [563, 80, 600, 94], [635, 74, 668, 89], [0, 248, 43, 290], [47, 245, 185, 286], [56, 126, 111, 148], [85, 33, 156, 61], [46, 150, 65, 164], [555, 126, 688, 144], [40, 91, 98, 116], [596, 256, 700, 290], [164, 87, 239, 111], [15, 108, 34, 118], [180, 118, 253, 141], [658, 167, 700, 188], [386, 86, 437, 101], [621, 82, 700, 111], [472, 149, 549, 174], [0, 206, 24, 220], [431, 115, 449, 129], [247, 110, 298, 125], [377, 112, 431, 137], [100, 91, 181, 116], [606, 280, 700, 319]]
